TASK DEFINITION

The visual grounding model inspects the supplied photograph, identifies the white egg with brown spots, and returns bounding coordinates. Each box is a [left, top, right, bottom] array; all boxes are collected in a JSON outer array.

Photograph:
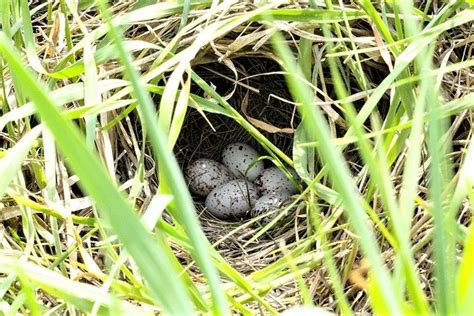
[[186, 158, 234, 197], [222, 143, 264, 181], [205, 179, 259, 219], [251, 191, 292, 224], [255, 167, 299, 195]]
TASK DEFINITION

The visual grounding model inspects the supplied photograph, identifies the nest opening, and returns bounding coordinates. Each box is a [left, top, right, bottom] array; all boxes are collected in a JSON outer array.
[[174, 56, 306, 272], [176, 56, 298, 166]]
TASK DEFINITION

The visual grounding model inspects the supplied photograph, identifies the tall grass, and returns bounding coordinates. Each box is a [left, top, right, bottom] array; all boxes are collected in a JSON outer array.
[[0, 0, 473, 314]]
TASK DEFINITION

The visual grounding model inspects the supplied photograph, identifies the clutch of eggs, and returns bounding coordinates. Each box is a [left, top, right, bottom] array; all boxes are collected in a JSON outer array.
[[185, 143, 300, 221]]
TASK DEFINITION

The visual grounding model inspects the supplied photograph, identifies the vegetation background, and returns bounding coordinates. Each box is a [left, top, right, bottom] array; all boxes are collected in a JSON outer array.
[[0, 0, 473, 315]]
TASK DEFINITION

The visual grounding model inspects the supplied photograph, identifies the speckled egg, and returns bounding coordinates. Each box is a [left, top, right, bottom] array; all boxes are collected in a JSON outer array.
[[222, 143, 264, 181], [205, 179, 259, 219], [186, 158, 235, 197], [255, 167, 299, 195], [250, 191, 292, 224]]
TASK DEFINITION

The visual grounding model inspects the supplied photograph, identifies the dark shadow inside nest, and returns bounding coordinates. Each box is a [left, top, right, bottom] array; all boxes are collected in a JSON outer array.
[[175, 56, 299, 168]]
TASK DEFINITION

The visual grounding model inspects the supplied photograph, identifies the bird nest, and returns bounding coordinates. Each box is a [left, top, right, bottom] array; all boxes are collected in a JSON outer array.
[[173, 56, 306, 273]]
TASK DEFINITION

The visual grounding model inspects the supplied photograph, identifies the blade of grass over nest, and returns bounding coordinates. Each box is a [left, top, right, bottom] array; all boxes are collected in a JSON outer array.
[[323, 0, 371, 96], [251, 8, 367, 23], [6, 192, 95, 226], [279, 244, 312, 307], [58, 0, 74, 59], [46, 40, 161, 80], [394, 65, 430, 306], [8, 294, 28, 316], [443, 92, 474, 116], [323, 23, 429, 313], [455, 135, 474, 312], [457, 187, 474, 314], [19, 0, 48, 74], [392, 59, 474, 91], [18, 276, 42, 315], [66, 1, 100, 148], [0, 33, 194, 314], [425, 1, 467, 28], [95, 1, 228, 314], [0, 126, 41, 197], [168, 74, 191, 149], [358, 0, 397, 53], [293, 123, 316, 182], [426, 57, 456, 314], [178, 0, 191, 31], [270, 28, 403, 314], [308, 201, 352, 315], [395, 3, 445, 309], [1, 1, 12, 38], [450, 131, 474, 221], [298, 36, 313, 81]]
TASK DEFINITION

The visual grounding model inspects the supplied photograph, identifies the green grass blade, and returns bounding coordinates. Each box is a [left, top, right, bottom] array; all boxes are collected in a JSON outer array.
[[19, 0, 48, 74], [0, 254, 147, 315], [323, 22, 429, 312], [426, 54, 456, 314], [0, 80, 128, 131], [309, 201, 352, 315], [359, 0, 397, 53], [452, 114, 474, 313], [0, 125, 41, 197], [66, 2, 100, 148], [252, 8, 367, 23], [457, 187, 474, 314], [270, 29, 403, 314], [0, 0, 12, 38]]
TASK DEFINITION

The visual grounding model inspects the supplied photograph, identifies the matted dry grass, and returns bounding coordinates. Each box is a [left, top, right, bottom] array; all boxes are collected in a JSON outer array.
[[1, 0, 472, 313]]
